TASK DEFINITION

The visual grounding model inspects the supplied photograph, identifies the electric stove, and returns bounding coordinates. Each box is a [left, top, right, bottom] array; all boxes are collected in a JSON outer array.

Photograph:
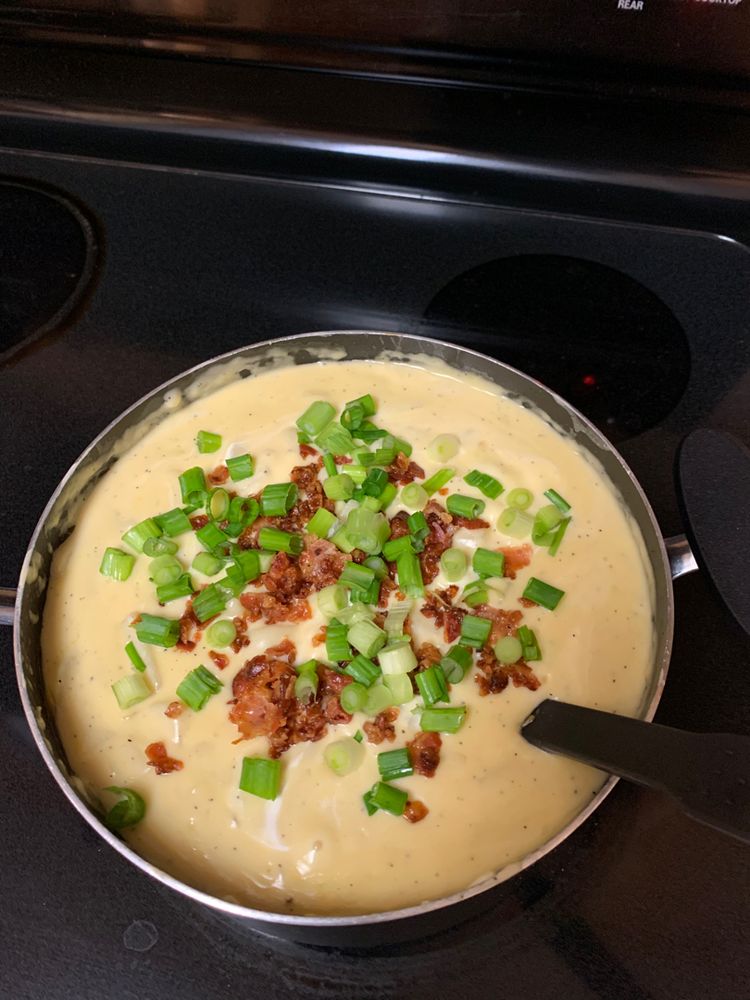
[[1, 6, 749, 998]]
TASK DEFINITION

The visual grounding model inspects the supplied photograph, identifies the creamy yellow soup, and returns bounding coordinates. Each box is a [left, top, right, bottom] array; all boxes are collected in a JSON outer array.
[[42, 358, 655, 916]]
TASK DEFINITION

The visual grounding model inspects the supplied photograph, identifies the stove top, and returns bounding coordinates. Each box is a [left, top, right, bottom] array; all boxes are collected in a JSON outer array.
[[1, 43, 749, 1000]]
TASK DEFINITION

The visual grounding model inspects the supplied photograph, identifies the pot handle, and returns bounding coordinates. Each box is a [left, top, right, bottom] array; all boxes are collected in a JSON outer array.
[[664, 534, 698, 580], [0, 587, 16, 627]]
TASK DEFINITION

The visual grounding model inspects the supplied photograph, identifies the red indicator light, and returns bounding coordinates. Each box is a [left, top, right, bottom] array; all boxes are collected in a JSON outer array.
[[582, 374, 597, 387]]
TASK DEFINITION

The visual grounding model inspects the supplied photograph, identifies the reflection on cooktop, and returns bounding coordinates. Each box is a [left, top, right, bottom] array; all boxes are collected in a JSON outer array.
[[421, 255, 691, 443]]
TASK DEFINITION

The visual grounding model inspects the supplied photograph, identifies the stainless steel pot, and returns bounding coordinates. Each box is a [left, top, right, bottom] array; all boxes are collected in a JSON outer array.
[[0, 331, 699, 946]]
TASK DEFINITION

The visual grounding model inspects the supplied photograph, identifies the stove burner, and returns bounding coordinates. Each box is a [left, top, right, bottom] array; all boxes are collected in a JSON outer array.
[[421, 255, 690, 443]]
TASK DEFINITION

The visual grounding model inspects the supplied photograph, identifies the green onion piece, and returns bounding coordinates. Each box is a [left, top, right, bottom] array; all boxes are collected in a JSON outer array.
[[364, 683, 394, 716], [195, 521, 229, 552], [228, 496, 259, 528], [156, 573, 194, 603], [296, 658, 319, 676], [324, 737, 365, 776], [297, 430, 312, 444], [517, 625, 542, 661], [345, 464, 368, 486], [497, 507, 534, 539], [315, 420, 355, 456], [354, 421, 387, 444], [341, 394, 376, 433], [382, 535, 415, 561], [446, 494, 486, 520], [104, 786, 146, 830], [407, 511, 429, 544], [396, 551, 424, 598], [473, 548, 506, 578], [420, 706, 466, 734], [353, 729, 364, 743], [155, 507, 192, 537], [363, 468, 389, 498], [532, 504, 563, 545], [337, 602, 376, 626], [422, 467, 455, 496], [440, 644, 473, 684], [134, 613, 180, 648], [322, 452, 337, 477], [257, 550, 275, 572], [317, 584, 349, 618], [401, 483, 428, 510], [192, 583, 227, 622], [376, 482, 398, 511], [364, 555, 388, 579], [205, 619, 237, 647], [260, 482, 298, 517], [365, 781, 408, 816], [548, 517, 571, 557], [326, 619, 352, 662], [384, 602, 412, 638], [207, 487, 230, 522], [232, 549, 261, 583], [378, 747, 413, 781], [522, 577, 565, 611], [427, 433, 460, 463], [383, 672, 413, 704], [226, 453, 254, 482], [99, 547, 135, 582], [495, 635, 523, 663], [143, 536, 178, 557], [149, 554, 183, 586], [124, 641, 147, 673], [462, 580, 489, 608], [507, 487, 534, 510], [345, 654, 382, 687], [331, 526, 357, 553], [342, 507, 391, 555], [544, 488, 571, 514], [112, 672, 151, 709], [463, 469, 504, 500], [416, 664, 449, 707], [239, 757, 281, 800], [347, 619, 387, 658], [297, 400, 336, 437], [460, 614, 492, 648], [196, 430, 222, 453], [340, 562, 376, 591], [218, 569, 244, 597], [382, 433, 413, 458], [192, 551, 223, 577], [349, 579, 380, 607], [341, 682, 368, 714], [440, 547, 468, 582], [121, 517, 162, 553], [378, 641, 417, 676], [368, 446, 396, 466], [179, 466, 207, 505], [257, 527, 304, 555], [177, 664, 223, 711], [307, 507, 338, 539], [323, 473, 355, 501], [295, 671, 319, 705]]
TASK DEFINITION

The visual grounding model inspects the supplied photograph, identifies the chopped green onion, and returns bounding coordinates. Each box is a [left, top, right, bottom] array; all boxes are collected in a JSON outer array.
[[155, 507, 192, 537], [345, 464, 368, 486], [143, 536, 178, 557], [226, 453, 254, 482], [297, 401, 336, 437], [156, 573, 194, 603], [259, 483, 297, 518], [317, 584, 348, 618], [463, 469, 504, 500], [340, 562, 376, 591], [495, 635, 523, 663], [462, 580, 489, 608], [460, 614, 492, 648], [420, 706, 466, 734], [383, 433, 413, 458], [532, 504, 563, 545], [507, 488, 533, 510], [341, 682, 368, 713], [375, 482, 397, 511], [401, 483, 428, 509], [382, 535, 414, 561], [307, 507, 338, 538], [134, 613, 180, 648], [104, 786, 145, 829], [257, 527, 303, 555], [297, 430, 312, 444], [378, 641, 417, 676], [365, 781, 408, 816], [396, 551, 424, 598], [407, 511, 429, 545], [112, 672, 151, 709], [257, 550, 274, 572], [347, 619, 387, 658], [363, 446, 396, 466], [326, 619, 352, 662], [296, 658, 319, 676], [341, 394, 376, 433], [324, 737, 365, 776], [446, 494, 486, 520], [342, 507, 390, 554], [353, 729, 364, 743], [192, 551, 223, 577], [440, 644, 473, 684], [440, 547, 468, 581], [384, 602, 412, 638], [121, 517, 162, 554], [125, 641, 147, 673], [416, 664, 449, 707], [349, 579, 380, 606], [207, 487, 230, 521], [345, 654, 382, 687], [378, 747, 413, 781], [228, 496, 259, 528], [323, 474, 355, 501], [149, 554, 183, 586], [497, 507, 534, 539], [354, 421, 387, 444], [421, 467, 455, 496], [383, 672, 413, 704], [315, 420, 355, 455], [196, 430, 222, 453], [239, 757, 281, 800], [179, 466, 207, 505], [522, 577, 565, 611], [473, 548, 505, 578], [205, 619, 237, 647], [322, 452, 337, 476], [192, 583, 227, 622], [177, 664, 223, 711], [364, 683, 394, 716], [548, 517, 571, 557], [363, 468, 389, 498], [99, 547, 135, 582], [364, 555, 388, 580], [544, 489, 571, 514], [218, 570, 244, 597], [517, 625, 542, 661], [295, 671, 319, 704], [428, 434, 460, 463], [195, 521, 229, 552], [336, 602, 376, 626], [331, 526, 357, 553], [232, 549, 261, 582]]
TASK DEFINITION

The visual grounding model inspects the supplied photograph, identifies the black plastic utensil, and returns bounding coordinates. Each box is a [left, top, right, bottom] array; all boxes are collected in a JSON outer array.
[[522, 700, 750, 844]]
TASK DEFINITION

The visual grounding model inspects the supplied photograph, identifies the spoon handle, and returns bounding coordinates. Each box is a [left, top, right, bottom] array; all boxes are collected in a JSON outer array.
[[522, 699, 750, 845]]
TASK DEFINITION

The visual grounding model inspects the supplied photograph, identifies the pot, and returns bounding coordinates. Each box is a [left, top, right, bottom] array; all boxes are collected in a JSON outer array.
[[0, 330, 709, 946]]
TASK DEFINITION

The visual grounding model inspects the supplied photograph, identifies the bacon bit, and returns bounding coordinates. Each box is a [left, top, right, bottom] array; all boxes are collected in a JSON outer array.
[[229, 655, 295, 740], [290, 459, 323, 492], [318, 667, 353, 724], [420, 587, 466, 642], [386, 451, 425, 486], [176, 600, 200, 651], [334, 455, 352, 464], [230, 616, 251, 654], [519, 597, 537, 608], [438, 487, 449, 496], [378, 576, 398, 608], [189, 514, 209, 530], [164, 701, 183, 719], [415, 642, 442, 672], [240, 591, 312, 625], [452, 516, 490, 530], [475, 648, 541, 695], [299, 443, 318, 459], [501, 544, 533, 579], [298, 535, 348, 591], [312, 627, 327, 647], [130, 613, 142, 625], [388, 511, 410, 540], [473, 604, 522, 646], [263, 551, 307, 601], [420, 501, 456, 584], [363, 706, 399, 744], [209, 650, 229, 670], [145, 741, 184, 775], [207, 465, 229, 485], [350, 548, 366, 564], [408, 731, 442, 777], [404, 800, 429, 823], [265, 637, 297, 660]]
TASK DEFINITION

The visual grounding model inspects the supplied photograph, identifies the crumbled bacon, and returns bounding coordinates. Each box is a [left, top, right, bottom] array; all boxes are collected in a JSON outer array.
[[263, 551, 306, 601], [452, 516, 490, 530], [312, 627, 327, 646], [420, 586, 466, 642], [501, 544, 533, 579], [386, 451, 425, 485], [298, 535, 348, 591], [334, 455, 352, 464], [475, 648, 541, 695], [164, 701, 183, 719], [209, 650, 229, 670], [404, 800, 429, 823], [240, 590, 312, 625], [290, 459, 322, 493], [230, 616, 250, 654], [264, 637, 297, 660], [176, 600, 201, 651], [378, 575, 398, 608], [415, 642, 442, 672], [237, 516, 271, 549], [299, 443, 318, 459], [318, 667, 353, 725], [189, 514, 209, 530], [207, 465, 229, 485], [519, 597, 537, 608], [145, 741, 184, 775], [473, 604, 523, 646], [420, 500, 456, 584], [407, 731, 442, 777], [388, 511, 410, 540], [363, 706, 399, 744]]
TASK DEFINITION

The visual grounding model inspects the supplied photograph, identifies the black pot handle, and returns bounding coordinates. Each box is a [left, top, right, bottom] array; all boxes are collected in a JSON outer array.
[[0, 587, 15, 627]]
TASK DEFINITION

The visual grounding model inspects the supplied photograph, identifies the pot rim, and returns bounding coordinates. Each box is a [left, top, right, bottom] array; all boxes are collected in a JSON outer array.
[[14, 329, 674, 928]]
